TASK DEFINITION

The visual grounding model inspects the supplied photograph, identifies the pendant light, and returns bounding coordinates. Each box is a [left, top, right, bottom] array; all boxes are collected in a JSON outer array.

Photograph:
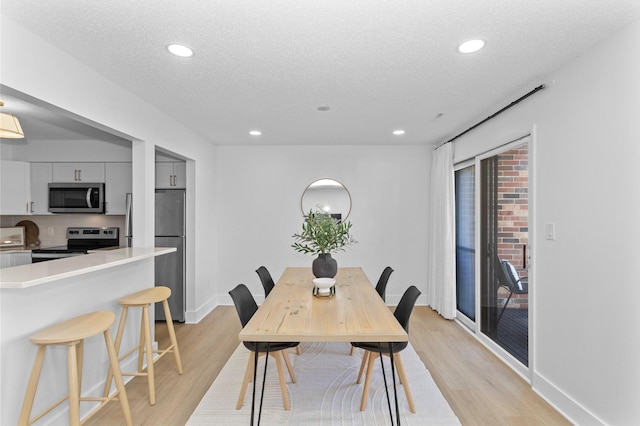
[[0, 101, 25, 139]]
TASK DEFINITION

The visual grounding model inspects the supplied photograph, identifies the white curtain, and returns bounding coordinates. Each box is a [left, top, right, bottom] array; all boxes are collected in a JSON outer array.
[[426, 142, 456, 319]]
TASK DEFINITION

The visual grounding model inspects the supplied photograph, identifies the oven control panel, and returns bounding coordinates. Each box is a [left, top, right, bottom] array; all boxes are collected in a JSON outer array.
[[66, 227, 119, 240]]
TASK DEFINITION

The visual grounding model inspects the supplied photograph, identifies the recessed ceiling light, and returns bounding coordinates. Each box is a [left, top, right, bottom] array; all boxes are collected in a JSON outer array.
[[457, 39, 486, 54], [249, 130, 262, 136], [393, 130, 405, 135], [166, 44, 194, 57]]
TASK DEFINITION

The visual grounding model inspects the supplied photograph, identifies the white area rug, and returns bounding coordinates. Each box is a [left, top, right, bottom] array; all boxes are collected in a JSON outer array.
[[187, 341, 460, 425]]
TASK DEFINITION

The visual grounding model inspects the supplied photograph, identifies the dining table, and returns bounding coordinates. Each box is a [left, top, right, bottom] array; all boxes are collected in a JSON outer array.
[[239, 267, 408, 425]]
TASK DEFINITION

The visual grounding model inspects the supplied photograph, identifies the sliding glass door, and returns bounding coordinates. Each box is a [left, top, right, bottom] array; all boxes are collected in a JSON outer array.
[[455, 139, 530, 368], [455, 165, 476, 323], [480, 142, 529, 366]]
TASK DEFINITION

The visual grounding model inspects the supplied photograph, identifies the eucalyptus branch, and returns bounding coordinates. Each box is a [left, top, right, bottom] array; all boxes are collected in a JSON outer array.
[[292, 209, 357, 255]]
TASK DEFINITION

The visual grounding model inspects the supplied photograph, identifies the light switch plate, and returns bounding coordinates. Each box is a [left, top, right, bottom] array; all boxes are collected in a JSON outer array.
[[545, 223, 556, 240]]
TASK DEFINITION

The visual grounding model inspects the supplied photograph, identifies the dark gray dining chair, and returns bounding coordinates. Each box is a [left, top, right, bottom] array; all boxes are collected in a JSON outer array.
[[255, 266, 301, 355], [228, 284, 299, 410], [255, 266, 275, 298], [352, 285, 421, 413], [375, 266, 394, 301], [350, 266, 394, 355]]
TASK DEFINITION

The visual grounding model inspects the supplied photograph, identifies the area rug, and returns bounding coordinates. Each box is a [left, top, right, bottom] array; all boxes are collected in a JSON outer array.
[[187, 341, 460, 425]]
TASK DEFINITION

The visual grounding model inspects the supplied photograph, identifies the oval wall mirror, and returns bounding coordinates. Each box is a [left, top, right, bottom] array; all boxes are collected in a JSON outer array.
[[301, 178, 352, 222]]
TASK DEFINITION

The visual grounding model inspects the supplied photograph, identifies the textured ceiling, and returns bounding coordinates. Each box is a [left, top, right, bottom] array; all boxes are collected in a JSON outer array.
[[2, 0, 640, 145]]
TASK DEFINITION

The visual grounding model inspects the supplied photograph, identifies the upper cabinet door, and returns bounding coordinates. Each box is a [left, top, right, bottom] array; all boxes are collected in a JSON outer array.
[[30, 163, 53, 214], [155, 162, 186, 189], [51, 163, 77, 182], [172, 162, 186, 189], [52, 163, 105, 182], [155, 162, 174, 189], [78, 163, 105, 182], [0, 160, 31, 215], [105, 163, 132, 215]]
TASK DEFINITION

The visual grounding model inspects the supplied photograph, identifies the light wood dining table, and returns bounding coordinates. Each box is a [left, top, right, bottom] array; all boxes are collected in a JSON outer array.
[[239, 267, 407, 425]]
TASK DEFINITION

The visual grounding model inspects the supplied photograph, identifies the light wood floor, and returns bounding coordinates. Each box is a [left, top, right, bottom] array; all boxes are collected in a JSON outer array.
[[86, 306, 569, 425]]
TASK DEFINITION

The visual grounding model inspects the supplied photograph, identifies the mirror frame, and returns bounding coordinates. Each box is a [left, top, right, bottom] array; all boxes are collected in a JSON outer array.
[[300, 178, 352, 222]]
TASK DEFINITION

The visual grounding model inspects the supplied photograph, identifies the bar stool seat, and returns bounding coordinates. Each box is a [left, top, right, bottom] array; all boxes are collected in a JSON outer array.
[[104, 286, 183, 406], [19, 311, 132, 426]]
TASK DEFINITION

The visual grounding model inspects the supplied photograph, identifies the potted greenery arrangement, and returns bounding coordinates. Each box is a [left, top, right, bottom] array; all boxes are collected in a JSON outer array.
[[292, 209, 357, 278]]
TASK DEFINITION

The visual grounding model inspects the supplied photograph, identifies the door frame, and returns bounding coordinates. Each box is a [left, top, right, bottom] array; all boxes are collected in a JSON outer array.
[[454, 130, 536, 382]]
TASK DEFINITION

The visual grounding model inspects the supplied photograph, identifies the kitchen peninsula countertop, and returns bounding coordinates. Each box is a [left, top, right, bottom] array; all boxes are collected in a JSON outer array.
[[0, 247, 175, 289]]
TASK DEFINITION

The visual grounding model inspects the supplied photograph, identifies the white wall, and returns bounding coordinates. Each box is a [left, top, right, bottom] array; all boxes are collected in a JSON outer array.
[[452, 18, 640, 426], [1, 17, 218, 325], [215, 145, 430, 305]]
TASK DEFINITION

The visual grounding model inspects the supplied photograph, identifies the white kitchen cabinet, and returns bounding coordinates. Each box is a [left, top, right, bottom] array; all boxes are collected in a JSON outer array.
[[155, 161, 186, 189], [52, 162, 105, 182], [30, 162, 53, 214], [105, 162, 132, 215], [0, 252, 31, 269], [0, 253, 8, 269], [0, 160, 31, 215], [172, 162, 186, 188]]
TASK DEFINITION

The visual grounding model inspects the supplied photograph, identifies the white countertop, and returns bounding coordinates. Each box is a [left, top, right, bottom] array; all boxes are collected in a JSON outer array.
[[0, 247, 176, 289]]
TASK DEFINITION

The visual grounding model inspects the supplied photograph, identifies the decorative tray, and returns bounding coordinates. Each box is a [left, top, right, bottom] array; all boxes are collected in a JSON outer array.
[[312, 285, 336, 298]]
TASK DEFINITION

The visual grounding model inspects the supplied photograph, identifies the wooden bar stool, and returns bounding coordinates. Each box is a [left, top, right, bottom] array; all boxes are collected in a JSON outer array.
[[19, 311, 132, 426], [104, 286, 183, 406]]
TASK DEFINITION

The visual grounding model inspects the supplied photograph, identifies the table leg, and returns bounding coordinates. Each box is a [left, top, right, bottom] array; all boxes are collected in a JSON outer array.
[[378, 343, 401, 426], [257, 343, 270, 425], [251, 346, 258, 426], [377, 343, 395, 425]]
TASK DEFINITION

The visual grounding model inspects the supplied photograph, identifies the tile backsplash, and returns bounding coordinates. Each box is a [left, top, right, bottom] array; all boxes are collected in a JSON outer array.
[[0, 215, 126, 247]]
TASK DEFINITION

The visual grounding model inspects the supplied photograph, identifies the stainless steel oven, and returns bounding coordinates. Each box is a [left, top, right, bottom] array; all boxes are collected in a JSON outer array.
[[48, 182, 105, 213], [31, 227, 119, 263]]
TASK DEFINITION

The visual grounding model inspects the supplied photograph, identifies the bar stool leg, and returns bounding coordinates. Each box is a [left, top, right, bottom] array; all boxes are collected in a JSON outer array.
[[18, 345, 47, 426], [103, 307, 128, 398], [68, 342, 81, 426], [138, 310, 146, 373], [142, 305, 156, 405], [162, 299, 183, 374], [76, 340, 84, 396], [103, 328, 133, 426]]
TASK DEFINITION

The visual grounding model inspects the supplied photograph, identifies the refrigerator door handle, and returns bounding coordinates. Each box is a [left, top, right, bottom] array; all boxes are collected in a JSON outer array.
[[125, 193, 133, 247]]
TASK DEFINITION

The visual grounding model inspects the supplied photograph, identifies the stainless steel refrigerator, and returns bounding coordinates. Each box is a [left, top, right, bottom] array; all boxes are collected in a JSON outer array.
[[155, 189, 186, 322]]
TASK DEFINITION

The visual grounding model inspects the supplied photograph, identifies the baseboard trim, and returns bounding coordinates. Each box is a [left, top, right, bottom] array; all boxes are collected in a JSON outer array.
[[532, 371, 604, 426], [186, 297, 216, 323]]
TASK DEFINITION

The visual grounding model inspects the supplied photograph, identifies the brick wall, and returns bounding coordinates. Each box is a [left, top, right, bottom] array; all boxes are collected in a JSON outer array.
[[497, 145, 528, 308]]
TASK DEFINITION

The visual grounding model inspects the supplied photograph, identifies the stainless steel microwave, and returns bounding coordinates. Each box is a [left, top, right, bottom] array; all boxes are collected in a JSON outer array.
[[48, 182, 105, 213]]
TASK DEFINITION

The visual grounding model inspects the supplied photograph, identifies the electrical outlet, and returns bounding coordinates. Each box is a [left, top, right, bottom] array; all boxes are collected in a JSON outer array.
[[545, 223, 555, 240]]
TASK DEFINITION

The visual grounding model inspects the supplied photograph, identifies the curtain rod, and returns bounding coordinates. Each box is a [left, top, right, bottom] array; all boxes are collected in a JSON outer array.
[[437, 84, 546, 148]]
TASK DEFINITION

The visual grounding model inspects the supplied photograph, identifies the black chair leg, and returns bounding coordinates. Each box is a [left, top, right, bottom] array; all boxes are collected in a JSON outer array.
[[496, 290, 514, 326]]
